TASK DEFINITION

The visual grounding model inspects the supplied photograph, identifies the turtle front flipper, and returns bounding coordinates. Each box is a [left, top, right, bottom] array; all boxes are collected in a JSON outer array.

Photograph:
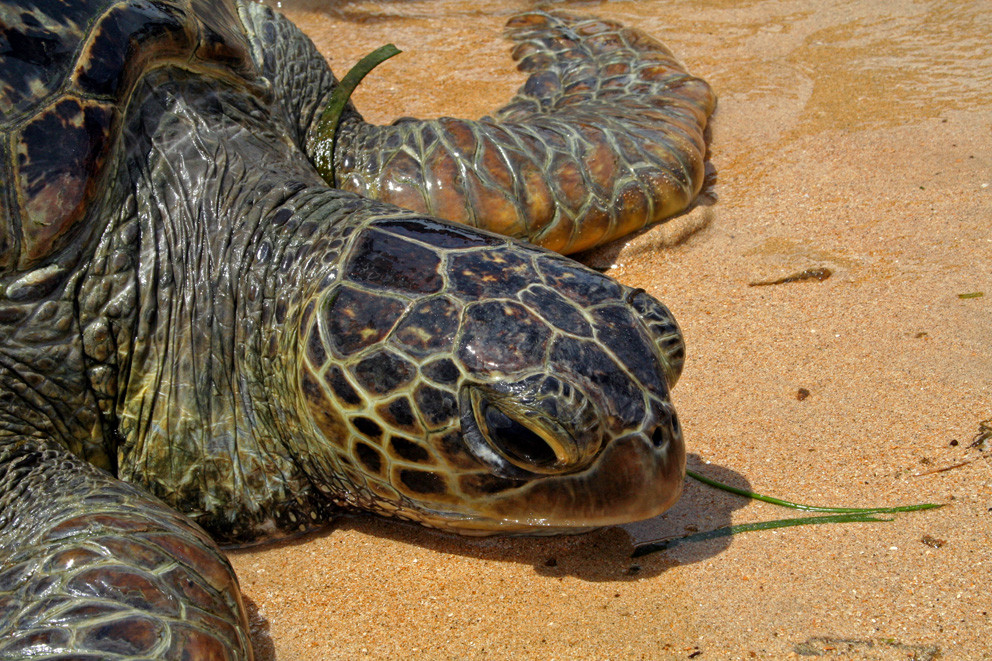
[[0, 437, 252, 659], [321, 11, 715, 254]]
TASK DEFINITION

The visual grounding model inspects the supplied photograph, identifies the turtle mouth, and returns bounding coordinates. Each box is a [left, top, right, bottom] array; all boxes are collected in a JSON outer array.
[[459, 384, 599, 479], [380, 382, 685, 535], [408, 428, 686, 535]]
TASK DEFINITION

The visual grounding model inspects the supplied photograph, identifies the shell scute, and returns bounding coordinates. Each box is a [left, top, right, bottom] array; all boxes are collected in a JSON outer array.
[[321, 285, 407, 358], [391, 296, 461, 357], [70, 0, 191, 99], [189, 0, 253, 76], [14, 95, 113, 267], [1, 0, 255, 273], [0, 0, 91, 119], [345, 228, 443, 295], [351, 350, 416, 397]]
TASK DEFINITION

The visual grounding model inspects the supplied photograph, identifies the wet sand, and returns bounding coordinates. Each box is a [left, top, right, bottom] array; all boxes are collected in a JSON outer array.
[[231, 1, 992, 657]]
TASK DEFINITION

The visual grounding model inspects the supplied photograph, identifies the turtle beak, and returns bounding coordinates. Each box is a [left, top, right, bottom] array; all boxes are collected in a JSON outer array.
[[451, 367, 685, 531], [446, 402, 685, 533], [445, 283, 687, 532]]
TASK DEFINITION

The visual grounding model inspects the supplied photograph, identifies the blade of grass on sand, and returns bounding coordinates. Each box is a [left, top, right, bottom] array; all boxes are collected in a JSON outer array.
[[633, 512, 897, 557], [632, 468, 944, 557], [685, 468, 944, 514]]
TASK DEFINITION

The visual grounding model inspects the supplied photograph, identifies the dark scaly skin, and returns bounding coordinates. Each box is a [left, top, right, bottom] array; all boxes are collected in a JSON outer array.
[[320, 12, 715, 254], [289, 217, 685, 534], [0, 436, 250, 658], [2, 2, 258, 656], [0, 2, 703, 657]]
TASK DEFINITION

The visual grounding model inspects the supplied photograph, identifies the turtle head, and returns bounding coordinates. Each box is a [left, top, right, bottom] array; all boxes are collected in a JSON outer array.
[[294, 217, 684, 534]]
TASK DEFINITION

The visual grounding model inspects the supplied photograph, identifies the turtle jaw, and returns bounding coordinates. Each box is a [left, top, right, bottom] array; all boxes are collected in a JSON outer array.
[[387, 380, 685, 535], [400, 424, 686, 536]]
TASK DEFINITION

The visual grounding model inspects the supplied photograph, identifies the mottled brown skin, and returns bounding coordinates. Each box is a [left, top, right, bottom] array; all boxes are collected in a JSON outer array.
[[0, 1, 711, 658], [325, 12, 715, 253]]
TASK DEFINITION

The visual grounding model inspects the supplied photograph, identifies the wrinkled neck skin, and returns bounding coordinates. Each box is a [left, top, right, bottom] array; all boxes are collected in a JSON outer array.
[[76, 64, 377, 542]]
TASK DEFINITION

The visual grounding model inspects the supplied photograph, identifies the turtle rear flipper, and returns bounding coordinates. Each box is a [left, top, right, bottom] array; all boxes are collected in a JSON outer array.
[[318, 11, 715, 254], [0, 437, 252, 659]]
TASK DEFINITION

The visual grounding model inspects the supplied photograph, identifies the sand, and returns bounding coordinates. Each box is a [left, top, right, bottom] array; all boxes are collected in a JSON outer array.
[[229, 1, 992, 658]]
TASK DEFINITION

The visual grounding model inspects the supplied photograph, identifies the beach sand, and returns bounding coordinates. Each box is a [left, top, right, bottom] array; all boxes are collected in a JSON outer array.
[[230, 1, 992, 657]]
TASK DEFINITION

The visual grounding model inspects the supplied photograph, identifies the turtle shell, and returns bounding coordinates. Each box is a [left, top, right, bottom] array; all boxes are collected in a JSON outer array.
[[0, 0, 256, 273]]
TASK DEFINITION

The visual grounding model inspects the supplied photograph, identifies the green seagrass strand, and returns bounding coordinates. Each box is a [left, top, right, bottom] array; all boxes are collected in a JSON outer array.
[[632, 513, 896, 557], [685, 468, 944, 514], [312, 44, 402, 186], [630, 468, 944, 558]]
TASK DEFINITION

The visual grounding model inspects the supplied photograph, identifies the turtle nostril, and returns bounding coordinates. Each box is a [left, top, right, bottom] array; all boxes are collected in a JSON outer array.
[[650, 410, 681, 449], [651, 426, 668, 448], [482, 401, 559, 471]]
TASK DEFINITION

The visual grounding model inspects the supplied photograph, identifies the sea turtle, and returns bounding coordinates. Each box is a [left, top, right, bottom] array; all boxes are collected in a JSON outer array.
[[0, 1, 714, 657]]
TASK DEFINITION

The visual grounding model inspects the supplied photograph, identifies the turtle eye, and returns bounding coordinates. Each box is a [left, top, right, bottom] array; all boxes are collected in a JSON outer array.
[[479, 399, 559, 472]]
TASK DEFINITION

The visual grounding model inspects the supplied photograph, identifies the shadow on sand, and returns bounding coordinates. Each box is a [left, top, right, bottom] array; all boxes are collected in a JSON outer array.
[[232, 452, 751, 657], [230, 452, 751, 581]]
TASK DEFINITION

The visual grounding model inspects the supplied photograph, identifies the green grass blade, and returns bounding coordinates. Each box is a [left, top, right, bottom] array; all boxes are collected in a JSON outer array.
[[685, 468, 943, 514], [632, 512, 895, 557], [312, 44, 402, 186]]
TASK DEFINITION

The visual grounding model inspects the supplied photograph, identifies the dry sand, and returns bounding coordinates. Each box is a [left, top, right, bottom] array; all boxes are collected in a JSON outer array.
[[230, 1, 992, 658]]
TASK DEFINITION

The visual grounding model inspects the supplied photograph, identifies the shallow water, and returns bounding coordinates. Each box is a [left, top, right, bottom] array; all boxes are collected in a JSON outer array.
[[235, 1, 992, 658], [285, 1, 992, 122], [278, 0, 991, 184]]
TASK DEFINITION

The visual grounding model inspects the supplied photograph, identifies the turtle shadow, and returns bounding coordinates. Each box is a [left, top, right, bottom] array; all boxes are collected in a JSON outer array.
[[243, 453, 749, 585], [241, 595, 277, 661], [234, 455, 748, 659], [621, 454, 753, 565]]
